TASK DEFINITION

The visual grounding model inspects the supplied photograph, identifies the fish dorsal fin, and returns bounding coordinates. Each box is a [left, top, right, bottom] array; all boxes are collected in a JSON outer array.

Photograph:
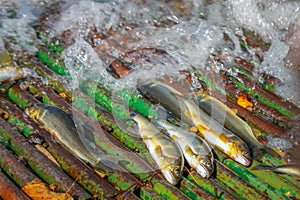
[[189, 126, 198, 133]]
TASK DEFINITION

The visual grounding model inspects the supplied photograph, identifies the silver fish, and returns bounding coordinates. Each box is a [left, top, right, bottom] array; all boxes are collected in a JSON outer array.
[[157, 120, 214, 178], [192, 92, 279, 158], [173, 93, 251, 166], [0, 66, 32, 83], [26, 104, 100, 166], [132, 114, 184, 185]]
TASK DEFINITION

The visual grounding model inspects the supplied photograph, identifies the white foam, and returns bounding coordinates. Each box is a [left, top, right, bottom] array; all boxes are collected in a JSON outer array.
[[226, 0, 300, 41], [266, 135, 293, 152], [0, 0, 298, 106], [53, 1, 119, 38], [0, 11, 38, 53], [64, 38, 117, 90]]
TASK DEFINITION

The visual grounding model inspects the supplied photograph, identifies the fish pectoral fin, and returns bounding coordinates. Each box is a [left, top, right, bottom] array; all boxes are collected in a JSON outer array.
[[154, 145, 165, 161], [219, 133, 229, 144], [185, 145, 195, 156], [171, 135, 178, 140]]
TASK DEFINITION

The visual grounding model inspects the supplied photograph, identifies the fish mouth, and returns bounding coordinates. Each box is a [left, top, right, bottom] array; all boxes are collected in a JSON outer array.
[[161, 167, 182, 185], [234, 154, 251, 166], [196, 164, 211, 178]]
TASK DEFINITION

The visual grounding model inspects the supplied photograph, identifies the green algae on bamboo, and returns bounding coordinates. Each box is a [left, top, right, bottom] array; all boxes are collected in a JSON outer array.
[[7, 87, 33, 110], [72, 97, 148, 153], [179, 177, 215, 200], [140, 186, 165, 199], [151, 180, 189, 200], [187, 170, 237, 200], [37, 51, 68, 76], [227, 76, 294, 118], [214, 161, 267, 200], [224, 159, 290, 200]]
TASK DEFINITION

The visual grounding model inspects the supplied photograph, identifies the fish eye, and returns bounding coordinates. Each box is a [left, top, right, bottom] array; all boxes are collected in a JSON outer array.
[[173, 167, 181, 176], [201, 158, 213, 168], [130, 120, 139, 129], [243, 149, 250, 156]]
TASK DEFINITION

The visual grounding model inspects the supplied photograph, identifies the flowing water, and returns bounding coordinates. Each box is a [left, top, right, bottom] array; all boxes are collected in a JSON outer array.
[[1, 0, 300, 163]]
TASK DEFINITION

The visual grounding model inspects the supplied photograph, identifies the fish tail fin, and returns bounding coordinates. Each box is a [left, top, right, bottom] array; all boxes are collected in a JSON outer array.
[[252, 164, 275, 171], [253, 146, 281, 160]]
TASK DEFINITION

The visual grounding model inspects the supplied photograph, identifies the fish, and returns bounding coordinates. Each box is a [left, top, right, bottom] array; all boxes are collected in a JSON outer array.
[[131, 114, 184, 185], [0, 66, 33, 83], [157, 120, 214, 178], [25, 104, 100, 166], [173, 93, 251, 166], [1, 50, 32, 83], [191, 92, 279, 158], [137, 81, 192, 125], [252, 164, 300, 178]]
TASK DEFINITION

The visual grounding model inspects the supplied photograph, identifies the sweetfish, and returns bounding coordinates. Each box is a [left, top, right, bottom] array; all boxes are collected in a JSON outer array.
[[132, 114, 184, 185]]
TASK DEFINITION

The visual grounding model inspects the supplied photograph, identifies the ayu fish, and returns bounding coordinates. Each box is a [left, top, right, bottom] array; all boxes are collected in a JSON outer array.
[[132, 114, 184, 185], [192, 92, 279, 158], [0, 50, 33, 83], [138, 81, 192, 124], [157, 120, 214, 178], [173, 93, 251, 166], [252, 164, 300, 178], [138, 81, 251, 166], [26, 104, 100, 166]]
